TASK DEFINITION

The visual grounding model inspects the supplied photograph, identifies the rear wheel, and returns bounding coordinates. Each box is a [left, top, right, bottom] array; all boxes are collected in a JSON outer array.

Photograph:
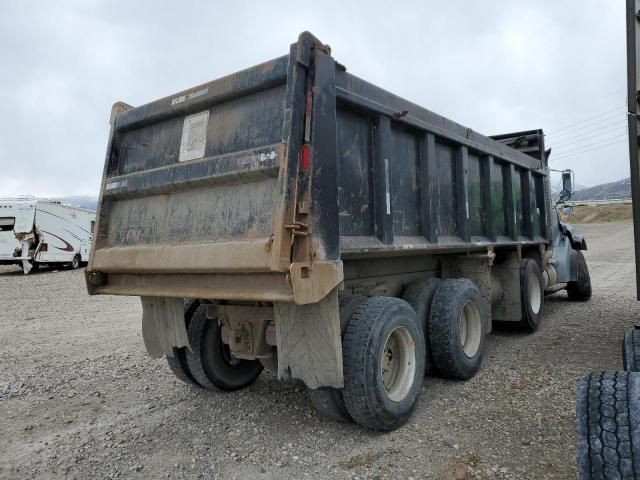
[[307, 295, 366, 423], [519, 259, 544, 331], [429, 278, 485, 380], [166, 300, 203, 387], [186, 309, 263, 391], [576, 371, 640, 478], [567, 250, 592, 301], [402, 277, 441, 376], [341, 297, 425, 431]]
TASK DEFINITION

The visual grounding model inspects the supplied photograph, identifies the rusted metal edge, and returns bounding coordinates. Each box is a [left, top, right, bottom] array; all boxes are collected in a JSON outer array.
[[93, 272, 294, 302], [289, 260, 344, 305], [92, 239, 274, 273]]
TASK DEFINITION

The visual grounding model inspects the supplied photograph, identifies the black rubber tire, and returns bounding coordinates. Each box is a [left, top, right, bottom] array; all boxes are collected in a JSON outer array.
[[307, 295, 366, 423], [341, 297, 425, 431], [576, 371, 640, 479], [567, 250, 592, 301], [623, 328, 640, 373], [519, 259, 544, 332], [338, 295, 368, 335], [402, 277, 441, 376], [429, 278, 486, 380], [166, 300, 202, 387], [167, 347, 200, 387], [70, 255, 80, 270], [186, 308, 263, 391], [308, 387, 352, 423]]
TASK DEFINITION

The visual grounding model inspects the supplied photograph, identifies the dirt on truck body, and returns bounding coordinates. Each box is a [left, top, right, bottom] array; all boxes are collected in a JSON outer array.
[[87, 31, 591, 430]]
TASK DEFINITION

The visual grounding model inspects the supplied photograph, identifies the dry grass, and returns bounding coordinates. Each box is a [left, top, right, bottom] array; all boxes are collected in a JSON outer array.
[[559, 204, 633, 223]]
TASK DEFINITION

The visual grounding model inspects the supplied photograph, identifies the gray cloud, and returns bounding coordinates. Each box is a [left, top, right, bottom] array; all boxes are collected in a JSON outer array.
[[0, 1, 627, 195]]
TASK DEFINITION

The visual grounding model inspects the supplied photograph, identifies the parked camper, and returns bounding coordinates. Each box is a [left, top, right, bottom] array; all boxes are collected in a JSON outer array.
[[0, 199, 95, 274], [86, 32, 591, 431]]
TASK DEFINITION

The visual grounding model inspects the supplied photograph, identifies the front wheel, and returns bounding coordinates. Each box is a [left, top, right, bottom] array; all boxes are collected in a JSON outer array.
[[567, 250, 591, 301], [186, 310, 263, 391], [341, 297, 425, 431], [519, 259, 544, 331], [69, 254, 81, 270]]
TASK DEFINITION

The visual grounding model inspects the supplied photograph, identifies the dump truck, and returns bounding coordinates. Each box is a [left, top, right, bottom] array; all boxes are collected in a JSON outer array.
[[86, 32, 591, 431]]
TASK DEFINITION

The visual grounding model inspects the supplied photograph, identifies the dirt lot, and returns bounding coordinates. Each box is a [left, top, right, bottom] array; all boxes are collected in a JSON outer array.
[[0, 221, 636, 480], [558, 204, 633, 224]]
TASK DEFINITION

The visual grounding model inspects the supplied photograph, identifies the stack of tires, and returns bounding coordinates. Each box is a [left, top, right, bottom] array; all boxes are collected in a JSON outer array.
[[576, 327, 640, 479]]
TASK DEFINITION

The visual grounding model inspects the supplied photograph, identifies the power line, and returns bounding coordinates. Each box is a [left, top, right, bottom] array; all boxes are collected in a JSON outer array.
[[552, 132, 628, 156], [546, 104, 626, 135], [549, 124, 628, 149], [546, 111, 627, 139], [551, 136, 628, 161], [546, 117, 627, 143]]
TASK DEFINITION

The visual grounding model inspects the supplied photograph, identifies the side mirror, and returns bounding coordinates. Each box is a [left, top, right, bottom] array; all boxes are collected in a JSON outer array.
[[559, 169, 574, 203]]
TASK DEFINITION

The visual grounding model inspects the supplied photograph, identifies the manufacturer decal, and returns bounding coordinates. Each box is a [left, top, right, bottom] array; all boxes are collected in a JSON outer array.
[[106, 180, 128, 190], [171, 87, 209, 106]]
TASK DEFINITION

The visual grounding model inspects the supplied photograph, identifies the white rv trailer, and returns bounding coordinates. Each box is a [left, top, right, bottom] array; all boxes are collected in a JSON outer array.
[[0, 199, 96, 274]]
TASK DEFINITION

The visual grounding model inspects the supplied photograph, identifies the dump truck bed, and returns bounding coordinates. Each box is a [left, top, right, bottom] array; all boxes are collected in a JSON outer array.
[[87, 32, 549, 305]]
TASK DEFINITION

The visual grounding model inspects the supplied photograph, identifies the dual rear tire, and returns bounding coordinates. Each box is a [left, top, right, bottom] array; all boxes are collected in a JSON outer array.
[[310, 278, 487, 430], [310, 296, 426, 430], [165, 300, 263, 391]]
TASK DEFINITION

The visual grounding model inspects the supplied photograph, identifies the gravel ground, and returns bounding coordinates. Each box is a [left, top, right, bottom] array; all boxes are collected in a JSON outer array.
[[0, 221, 636, 480]]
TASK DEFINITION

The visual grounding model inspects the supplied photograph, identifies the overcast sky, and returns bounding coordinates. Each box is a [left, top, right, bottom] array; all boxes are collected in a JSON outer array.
[[0, 1, 628, 196]]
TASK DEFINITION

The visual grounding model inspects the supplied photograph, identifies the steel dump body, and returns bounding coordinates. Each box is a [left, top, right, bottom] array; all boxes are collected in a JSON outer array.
[[87, 32, 549, 305]]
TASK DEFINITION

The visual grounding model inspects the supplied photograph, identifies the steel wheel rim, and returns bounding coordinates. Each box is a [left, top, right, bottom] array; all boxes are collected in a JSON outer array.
[[458, 300, 482, 358], [381, 326, 416, 403], [529, 273, 541, 315]]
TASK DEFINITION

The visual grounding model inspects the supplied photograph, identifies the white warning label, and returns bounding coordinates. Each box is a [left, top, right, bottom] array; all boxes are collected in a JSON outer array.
[[179, 111, 209, 162]]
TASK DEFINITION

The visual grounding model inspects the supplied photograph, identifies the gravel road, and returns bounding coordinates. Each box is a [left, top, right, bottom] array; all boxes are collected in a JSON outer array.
[[0, 221, 636, 480]]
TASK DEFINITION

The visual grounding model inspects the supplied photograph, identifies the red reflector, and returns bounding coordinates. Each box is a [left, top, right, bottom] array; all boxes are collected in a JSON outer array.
[[300, 144, 311, 171]]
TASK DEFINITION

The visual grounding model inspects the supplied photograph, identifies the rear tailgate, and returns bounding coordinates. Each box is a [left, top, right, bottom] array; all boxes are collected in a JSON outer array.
[[87, 33, 343, 303], [93, 57, 289, 274]]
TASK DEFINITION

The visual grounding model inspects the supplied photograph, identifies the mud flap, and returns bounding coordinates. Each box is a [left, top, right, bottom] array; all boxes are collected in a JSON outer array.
[[274, 287, 343, 389], [140, 297, 189, 358]]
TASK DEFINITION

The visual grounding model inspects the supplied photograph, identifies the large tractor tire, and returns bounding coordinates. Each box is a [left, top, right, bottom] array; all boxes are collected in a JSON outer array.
[[429, 278, 486, 380], [402, 277, 441, 376], [576, 371, 640, 479], [519, 259, 544, 331], [623, 327, 640, 373], [341, 297, 426, 431], [567, 250, 592, 301]]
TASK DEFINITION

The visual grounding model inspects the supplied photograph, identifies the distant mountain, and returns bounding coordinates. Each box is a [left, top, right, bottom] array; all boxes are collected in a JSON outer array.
[[49, 195, 98, 211], [550, 182, 589, 196], [571, 177, 631, 201]]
